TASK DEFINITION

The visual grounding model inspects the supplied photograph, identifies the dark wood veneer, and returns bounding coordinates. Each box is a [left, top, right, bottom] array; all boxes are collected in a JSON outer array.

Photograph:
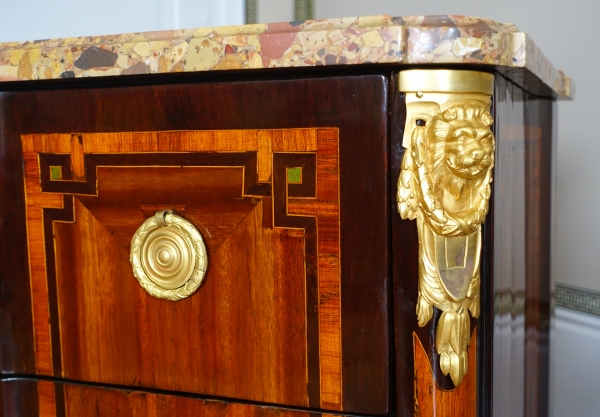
[[486, 76, 554, 417], [523, 92, 553, 417], [0, 75, 391, 414], [0, 379, 39, 417], [0, 68, 556, 417], [390, 82, 416, 417]]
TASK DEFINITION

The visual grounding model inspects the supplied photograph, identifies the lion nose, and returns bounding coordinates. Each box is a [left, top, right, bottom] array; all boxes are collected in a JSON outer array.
[[471, 150, 483, 161]]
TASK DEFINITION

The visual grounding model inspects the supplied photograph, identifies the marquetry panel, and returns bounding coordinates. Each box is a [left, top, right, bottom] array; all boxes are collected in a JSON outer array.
[[21, 128, 341, 411]]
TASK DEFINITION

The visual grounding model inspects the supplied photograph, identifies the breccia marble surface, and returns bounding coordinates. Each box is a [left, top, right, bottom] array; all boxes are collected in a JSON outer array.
[[0, 15, 571, 98]]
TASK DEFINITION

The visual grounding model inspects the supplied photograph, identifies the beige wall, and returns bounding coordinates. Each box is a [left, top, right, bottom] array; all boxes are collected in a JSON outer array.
[[0, 0, 244, 41], [258, 0, 294, 24]]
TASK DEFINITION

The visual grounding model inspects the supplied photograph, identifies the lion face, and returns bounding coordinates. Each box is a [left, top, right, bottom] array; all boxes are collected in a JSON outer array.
[[443, 119, 494, 179], [427, 101, 495, 207]]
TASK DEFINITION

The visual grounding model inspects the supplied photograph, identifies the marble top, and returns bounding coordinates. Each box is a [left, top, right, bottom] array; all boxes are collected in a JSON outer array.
[[0, 15, 572, 98]]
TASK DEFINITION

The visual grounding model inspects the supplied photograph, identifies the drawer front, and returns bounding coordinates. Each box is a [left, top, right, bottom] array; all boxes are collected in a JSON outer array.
[[0, 76, 391, 414], [22, 128, 338, 409], [0, 379, 355, 417]]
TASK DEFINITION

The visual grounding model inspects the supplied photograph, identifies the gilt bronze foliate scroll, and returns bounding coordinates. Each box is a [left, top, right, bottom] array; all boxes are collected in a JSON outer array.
[[397, 70, 495, 386]]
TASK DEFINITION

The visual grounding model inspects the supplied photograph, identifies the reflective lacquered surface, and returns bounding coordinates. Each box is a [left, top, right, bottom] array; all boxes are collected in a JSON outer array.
[[487, 76, 554, 417]]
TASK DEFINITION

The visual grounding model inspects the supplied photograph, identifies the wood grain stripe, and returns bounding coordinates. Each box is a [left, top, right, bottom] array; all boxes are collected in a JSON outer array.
[[257, 130, 273, 182], [271, 129, 318, 152], [314, 130, 338, 202], [22, 143, 64, 375], [37, 380, 56, 417], [283, 129, 342, 410], [287, 199, 337, 216], [315, 130, 341, 410], [70, 135, 85, 179], [29, 134, 72, 154]]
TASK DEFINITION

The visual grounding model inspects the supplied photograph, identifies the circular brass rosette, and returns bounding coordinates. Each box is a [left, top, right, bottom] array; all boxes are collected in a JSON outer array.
[[130, 210, 207, 300]]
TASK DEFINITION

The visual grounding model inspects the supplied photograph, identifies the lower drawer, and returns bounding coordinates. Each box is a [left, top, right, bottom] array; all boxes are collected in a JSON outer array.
[[1, 379, 363, 417]]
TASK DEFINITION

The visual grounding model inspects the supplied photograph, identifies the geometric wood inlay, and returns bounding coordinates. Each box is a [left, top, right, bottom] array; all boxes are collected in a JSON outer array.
[[21, 128, 342, 411]]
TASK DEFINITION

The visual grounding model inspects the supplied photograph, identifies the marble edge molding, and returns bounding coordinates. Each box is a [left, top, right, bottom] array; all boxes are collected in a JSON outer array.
[[0, 15, 572, 98]]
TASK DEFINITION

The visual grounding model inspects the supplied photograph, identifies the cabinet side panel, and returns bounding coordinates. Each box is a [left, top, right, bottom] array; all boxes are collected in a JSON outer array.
[[491, 76, 554, 417], [0, 93, 37, 374], [523, 96, 554, 417], [491, 76, 527, 417]]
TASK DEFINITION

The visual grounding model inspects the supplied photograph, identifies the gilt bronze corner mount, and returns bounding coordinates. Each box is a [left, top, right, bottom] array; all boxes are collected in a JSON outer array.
[[397, 69, 495, 386]]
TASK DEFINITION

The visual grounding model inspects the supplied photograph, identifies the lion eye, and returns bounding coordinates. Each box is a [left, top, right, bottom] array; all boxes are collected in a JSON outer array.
[[480, 136, 492, 145]]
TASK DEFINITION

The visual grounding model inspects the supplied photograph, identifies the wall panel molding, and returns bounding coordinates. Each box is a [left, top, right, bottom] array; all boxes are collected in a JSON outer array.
[[555, 284, 600, 316]]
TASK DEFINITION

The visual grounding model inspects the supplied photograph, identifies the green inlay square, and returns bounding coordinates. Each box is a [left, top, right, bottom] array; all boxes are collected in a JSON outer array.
[[287, 167, 302, 184], [50, 166, 62, 180]]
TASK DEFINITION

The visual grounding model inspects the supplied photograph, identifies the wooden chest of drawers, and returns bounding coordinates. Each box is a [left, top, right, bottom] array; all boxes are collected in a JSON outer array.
[[0, 15, 570, 417]]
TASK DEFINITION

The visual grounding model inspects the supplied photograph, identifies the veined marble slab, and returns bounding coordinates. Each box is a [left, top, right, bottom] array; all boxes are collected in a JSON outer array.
[[0, 15, 572, 98]]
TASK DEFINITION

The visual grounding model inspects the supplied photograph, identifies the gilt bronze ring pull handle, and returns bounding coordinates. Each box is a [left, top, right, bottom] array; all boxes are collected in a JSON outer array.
[[130, 210, 208, 301]]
